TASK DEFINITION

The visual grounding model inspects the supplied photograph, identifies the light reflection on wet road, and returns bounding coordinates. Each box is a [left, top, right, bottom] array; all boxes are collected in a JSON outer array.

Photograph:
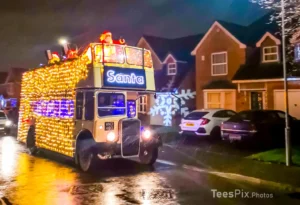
[[0, 135, 299, 205]]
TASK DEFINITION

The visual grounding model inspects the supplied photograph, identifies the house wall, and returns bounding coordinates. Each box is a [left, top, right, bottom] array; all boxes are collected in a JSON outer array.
[[195, 24, 246, 109], [137, 38, 163, 70], [235, 81, 300, 112]]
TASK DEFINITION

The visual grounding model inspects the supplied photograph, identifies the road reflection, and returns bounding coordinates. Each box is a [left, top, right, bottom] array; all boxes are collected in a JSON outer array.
[[0, 136, 177, 205]]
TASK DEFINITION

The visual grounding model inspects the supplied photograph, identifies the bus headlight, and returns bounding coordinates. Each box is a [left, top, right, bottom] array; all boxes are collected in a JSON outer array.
[[5, 120, 12, 127], [142, 129, 152, 140], [106, 132, 117, 142]]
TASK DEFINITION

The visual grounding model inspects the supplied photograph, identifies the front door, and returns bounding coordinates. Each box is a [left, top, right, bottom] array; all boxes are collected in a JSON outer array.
[[251, 92, 263, 110]]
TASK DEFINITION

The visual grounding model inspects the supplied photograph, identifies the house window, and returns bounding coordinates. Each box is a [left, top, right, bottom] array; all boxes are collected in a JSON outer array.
[[295, 43, 300, 62], [263, 46, 279, 62], [138, 96, 147, 114], [204, 90, 236, 110], [167, 63, 177, 75], [211, 52, 227, 76]]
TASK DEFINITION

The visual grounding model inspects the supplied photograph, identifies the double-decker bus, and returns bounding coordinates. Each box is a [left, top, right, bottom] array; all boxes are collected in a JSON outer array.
[[18, 32, 161, 171]]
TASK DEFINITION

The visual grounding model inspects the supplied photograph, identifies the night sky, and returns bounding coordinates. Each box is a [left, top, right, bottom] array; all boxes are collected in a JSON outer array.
[[0, 0, 265, 71]]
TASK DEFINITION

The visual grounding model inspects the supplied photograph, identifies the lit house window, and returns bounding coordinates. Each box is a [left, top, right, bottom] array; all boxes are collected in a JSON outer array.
[[295, 44, 300, 62], [204, 91, 236, 110], [263, 46, 279, 62], [167, 63, 177, 75], [138, 96, 147, 114], [211, 52, 227, 76]]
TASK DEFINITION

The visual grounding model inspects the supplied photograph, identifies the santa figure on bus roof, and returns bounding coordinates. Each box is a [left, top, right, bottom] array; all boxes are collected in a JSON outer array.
[[99, 31, 126, 45]]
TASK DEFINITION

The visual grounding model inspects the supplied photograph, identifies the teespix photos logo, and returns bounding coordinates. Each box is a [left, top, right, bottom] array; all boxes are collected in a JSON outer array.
[[211, 189, 273, 199]]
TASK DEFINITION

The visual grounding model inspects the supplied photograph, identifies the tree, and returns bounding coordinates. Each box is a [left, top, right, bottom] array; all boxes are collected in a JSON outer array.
[[250, 0, 300, 71]]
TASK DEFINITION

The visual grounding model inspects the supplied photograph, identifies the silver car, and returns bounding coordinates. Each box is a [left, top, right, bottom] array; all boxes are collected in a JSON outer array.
[[0, 110, 12, 134]]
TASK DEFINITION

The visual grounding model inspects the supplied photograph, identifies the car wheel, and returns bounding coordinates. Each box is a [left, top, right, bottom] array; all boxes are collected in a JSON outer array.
[[139, 147, 158, 165], [4, 128, 10, 135], [77, 138, 96, 172], [26, 126, 38, 155], [210, 126, 221, 140]]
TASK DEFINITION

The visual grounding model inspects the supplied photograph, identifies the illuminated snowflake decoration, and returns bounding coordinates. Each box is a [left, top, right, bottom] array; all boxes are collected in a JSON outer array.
[[149, 89, 196, 126]]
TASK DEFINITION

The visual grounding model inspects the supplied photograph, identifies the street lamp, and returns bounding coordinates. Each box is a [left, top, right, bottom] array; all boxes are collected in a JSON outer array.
[[59, 38, 68, 45], [281, 0, 292, 166]]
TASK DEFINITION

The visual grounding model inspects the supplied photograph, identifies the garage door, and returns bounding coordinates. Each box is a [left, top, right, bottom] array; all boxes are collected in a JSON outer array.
[[274, 90, 300, 119]]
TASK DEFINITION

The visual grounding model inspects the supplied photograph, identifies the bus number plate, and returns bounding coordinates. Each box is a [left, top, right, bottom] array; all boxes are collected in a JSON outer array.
[[105, 122, 114, 130]]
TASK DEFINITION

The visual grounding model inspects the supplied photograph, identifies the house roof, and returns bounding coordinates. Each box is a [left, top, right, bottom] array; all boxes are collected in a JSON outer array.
[[155, 62, 193, 92], [191, 13, 279, 55], [142, 34, 204, 62], [6, 68, 28, 83], [217, 13, 279, 47], [232, 63, 300, 81], [0, 72, 8, 84]]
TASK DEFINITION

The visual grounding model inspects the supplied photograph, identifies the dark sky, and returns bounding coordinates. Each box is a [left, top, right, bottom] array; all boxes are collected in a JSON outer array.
[[0, 0, 265, 71]]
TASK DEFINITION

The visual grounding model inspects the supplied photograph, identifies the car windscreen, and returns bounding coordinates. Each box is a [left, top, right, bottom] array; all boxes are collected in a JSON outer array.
[[184, 112, 208, 120], [0, 112, 5, 119]]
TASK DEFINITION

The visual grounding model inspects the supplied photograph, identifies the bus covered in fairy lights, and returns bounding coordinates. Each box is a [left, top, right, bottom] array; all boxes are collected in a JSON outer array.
[[18, 31, 161, 171]]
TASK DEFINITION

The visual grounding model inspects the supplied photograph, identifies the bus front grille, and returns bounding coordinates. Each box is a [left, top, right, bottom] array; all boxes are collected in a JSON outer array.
[[121, 119, 141, 156]]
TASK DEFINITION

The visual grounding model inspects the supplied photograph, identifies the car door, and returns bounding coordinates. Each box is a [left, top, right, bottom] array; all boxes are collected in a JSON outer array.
[[211, 111, 226, 127]]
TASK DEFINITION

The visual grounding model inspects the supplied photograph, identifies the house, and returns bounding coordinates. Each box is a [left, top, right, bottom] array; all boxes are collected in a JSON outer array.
[[191, 13, 300, 119], [137, 34, 203, 126], [0, 68, 28, 109]]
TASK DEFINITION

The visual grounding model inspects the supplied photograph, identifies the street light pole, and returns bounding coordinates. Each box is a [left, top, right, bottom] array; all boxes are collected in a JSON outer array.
[[281, 0, 292, 166]]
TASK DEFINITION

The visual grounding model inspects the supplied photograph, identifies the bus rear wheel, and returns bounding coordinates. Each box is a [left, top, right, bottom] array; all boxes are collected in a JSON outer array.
[[26, 126, 37, 155], [77, 138, 95, 172], [139, 147, 158, 166]]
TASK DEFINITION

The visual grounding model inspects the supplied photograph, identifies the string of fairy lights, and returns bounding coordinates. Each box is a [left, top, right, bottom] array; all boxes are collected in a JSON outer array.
[[18, 56, 90, 157]]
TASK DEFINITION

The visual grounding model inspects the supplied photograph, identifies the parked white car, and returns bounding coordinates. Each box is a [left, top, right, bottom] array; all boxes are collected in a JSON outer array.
[[0, 110, 12, 134], [179, 109, 236, 138]]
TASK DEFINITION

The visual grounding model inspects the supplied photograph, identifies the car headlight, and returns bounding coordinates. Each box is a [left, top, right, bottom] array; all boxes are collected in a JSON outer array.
[[106, 132, 117, 142], [142, 129, 152, 140], [5, 120, 12, 127]]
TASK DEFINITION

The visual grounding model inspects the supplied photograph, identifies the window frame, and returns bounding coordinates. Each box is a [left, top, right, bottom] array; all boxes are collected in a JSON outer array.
[[204, 90, 236, 110], [262, 46, 279, 63], [97, 92, 127, 118], [211, 51, 228, 76], [75, 92, 84, 120], [167, 63, 177, 75], [84, 91, 95, 121], [295, 43, 300, 62], [138, 95, 147, 114]]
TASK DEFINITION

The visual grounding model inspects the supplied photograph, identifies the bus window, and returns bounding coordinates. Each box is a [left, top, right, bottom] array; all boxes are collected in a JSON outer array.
[[76, 92, 83, 120], [94, 44, 125, 64], [98, 93, 126, 117], [84, 92, 95, 120]]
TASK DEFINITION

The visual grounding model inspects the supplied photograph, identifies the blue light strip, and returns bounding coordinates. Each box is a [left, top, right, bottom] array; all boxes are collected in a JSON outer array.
[[31, 99, 74, 118]]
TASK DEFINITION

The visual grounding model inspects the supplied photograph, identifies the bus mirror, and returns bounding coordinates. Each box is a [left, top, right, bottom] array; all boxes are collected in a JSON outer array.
[[154, 93, 157, 99]]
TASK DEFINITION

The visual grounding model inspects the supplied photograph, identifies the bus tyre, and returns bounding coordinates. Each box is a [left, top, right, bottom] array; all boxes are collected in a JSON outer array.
[[77, 138, 95, 172], [139, 147, 158, 165], [26, 126, 37, 155]]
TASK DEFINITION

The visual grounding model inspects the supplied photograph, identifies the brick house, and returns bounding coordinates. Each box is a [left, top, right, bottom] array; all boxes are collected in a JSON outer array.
[[0, 68, 28, 109], [137, 34, 203, 126], [191, 13, 300, 118]]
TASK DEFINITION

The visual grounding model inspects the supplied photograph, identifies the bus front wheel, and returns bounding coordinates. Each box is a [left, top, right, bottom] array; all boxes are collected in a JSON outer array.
[[139, 147, 158, 166], [77, 138, 95, 172]]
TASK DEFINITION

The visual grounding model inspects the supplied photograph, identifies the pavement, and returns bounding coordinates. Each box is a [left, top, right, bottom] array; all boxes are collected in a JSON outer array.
[[0, 132, 300, 204], [160, 136, 300, 191]]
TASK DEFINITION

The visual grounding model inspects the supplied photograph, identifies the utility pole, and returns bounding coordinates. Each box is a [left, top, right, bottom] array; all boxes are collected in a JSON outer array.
[[281, 0, 292, 166]]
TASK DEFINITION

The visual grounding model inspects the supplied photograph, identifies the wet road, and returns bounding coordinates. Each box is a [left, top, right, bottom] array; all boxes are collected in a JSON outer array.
[[0, 134, 299, 205]]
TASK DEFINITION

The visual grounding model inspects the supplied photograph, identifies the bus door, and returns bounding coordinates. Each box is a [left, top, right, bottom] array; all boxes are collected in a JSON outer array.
[[75, 91, 95, 136]]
